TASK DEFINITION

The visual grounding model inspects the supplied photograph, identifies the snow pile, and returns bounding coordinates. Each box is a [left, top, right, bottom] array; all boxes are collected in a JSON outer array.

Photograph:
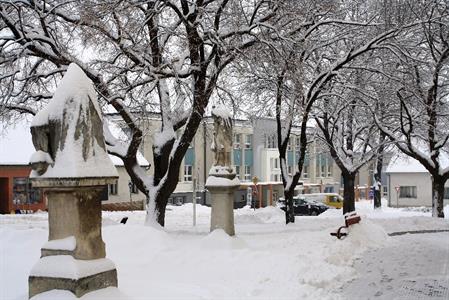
[[205, 175, 240, 187], [31, 287, 129, 300], [201, 229, 247, 250], [211, 105, 231, 119], [30, 256, 115, 279], [42, 236, 76, 251], [208, 165, 234, 175], [31, 64, 100, 127], [30, 63, 118, 178], [29, 150, 53, 164], [234, 206, 285, 224], [327, 220, 390, 266]]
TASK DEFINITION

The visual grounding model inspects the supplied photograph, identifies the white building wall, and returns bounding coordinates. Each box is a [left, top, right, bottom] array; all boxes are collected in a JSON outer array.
[[388, 172, 449, 207], [107, 167, 147, 204]]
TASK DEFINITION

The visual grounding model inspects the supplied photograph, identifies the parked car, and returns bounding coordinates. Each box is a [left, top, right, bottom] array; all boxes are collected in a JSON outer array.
[[278, 196, 329, 216], [302, 193, 343, 209]]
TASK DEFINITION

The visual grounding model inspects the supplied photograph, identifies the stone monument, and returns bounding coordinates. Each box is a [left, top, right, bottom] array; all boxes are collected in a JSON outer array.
[[28, 63, 119, 298], [205, 105, 240, 236]]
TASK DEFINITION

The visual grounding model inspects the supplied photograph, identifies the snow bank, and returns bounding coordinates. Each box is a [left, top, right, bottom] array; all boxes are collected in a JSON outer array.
[[3, 202, 449, 300], [234, 206, 285, 224]]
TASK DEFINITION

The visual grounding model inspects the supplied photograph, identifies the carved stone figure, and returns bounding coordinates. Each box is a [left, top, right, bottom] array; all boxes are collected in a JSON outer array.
[[206, 105, 239, 236], [211, 105, 233, 169]]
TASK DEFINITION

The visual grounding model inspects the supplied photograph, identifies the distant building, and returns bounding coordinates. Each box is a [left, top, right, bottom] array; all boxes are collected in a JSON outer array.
[[107, 114, 343, 208], [0, 120, 148, 214], [386, 154, 449, 207]]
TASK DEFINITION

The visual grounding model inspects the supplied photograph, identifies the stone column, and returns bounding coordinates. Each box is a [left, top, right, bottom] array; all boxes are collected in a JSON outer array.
[[27, 63, 120, 299], [29, 178, 118, 299], [206, 167, 240, 236]]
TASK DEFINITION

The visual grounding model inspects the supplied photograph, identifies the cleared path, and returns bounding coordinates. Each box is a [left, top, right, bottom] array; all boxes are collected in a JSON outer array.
[[342, 232, 449, 299]]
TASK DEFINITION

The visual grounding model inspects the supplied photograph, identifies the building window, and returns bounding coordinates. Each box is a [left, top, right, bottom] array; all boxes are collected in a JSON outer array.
[[266, 134, 276, 148], [287, 165, 293, 176], [383, 186, 388, 196], [12, 177, 41, 205], [287, 138, 294, 151], [270, 157, 280, 169], [129, 182, 139, 194], [321, 163, 326, 178], [302, 165, 309, 178], [296, 136, 301, 149], [324, 186, 334, 193], [109, 183, 118, 195], [234, 134, 241, 149], [184, 165, 193, 182], [244, 165, 251, 181], [234, 165, 241, 179], [399, 186, 417, 198], [245, 135, 252, 149], [327, 162, 333, 177]]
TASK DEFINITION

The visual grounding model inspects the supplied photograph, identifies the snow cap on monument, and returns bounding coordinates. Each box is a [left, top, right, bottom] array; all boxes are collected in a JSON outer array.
[[29, 63, 118, 178]]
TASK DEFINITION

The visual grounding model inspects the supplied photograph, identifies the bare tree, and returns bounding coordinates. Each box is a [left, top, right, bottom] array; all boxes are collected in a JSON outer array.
[[314, 70, 385, 214], [0, 0, 278, 225], [373, 1, 449, 217], [235, 0, 405, 222]]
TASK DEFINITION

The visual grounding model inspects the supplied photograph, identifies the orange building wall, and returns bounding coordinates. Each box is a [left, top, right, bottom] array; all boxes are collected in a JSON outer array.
[[0, 165, 46, 214]]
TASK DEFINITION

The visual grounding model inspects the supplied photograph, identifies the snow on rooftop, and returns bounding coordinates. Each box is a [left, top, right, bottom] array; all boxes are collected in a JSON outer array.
[[386, 150, 449, 174], [385, 155, 428, 173]]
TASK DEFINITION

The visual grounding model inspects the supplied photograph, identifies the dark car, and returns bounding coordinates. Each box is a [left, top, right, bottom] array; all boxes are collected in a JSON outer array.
[[278, 196, 329, 216]]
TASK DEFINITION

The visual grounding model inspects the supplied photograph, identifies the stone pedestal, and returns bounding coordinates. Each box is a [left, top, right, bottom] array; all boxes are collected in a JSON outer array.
[[206, 169, 240, 236], [29, 177, 118, 299]]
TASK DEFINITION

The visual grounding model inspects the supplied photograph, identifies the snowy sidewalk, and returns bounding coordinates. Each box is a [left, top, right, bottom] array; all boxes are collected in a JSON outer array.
[[342, 232, 449, 299]]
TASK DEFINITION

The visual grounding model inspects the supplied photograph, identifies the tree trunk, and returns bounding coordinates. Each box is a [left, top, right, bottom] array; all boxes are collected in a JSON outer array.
[[284, 188, 295, 224], [150, 139, 175, 226], [373, 152, 383, 209], [431, 176, 445, 218], [342, 172, 356, 214]]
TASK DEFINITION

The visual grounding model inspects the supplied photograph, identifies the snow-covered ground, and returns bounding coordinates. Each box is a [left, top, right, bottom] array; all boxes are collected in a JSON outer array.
[[1, 200, 448, 300]]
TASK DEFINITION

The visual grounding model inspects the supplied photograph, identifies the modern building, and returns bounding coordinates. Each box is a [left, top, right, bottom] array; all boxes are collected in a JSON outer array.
[[107, 114, 343, 208], [386, 154, 449, 208]]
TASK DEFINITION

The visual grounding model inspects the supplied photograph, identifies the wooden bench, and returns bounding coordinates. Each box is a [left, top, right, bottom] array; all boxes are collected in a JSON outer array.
[[330, 212, 361, 239]]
